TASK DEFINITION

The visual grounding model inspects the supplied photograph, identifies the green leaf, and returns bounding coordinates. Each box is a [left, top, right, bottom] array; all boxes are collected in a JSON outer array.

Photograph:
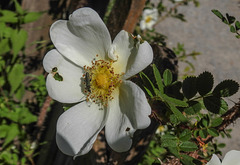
[[202, 118, 209, 128], [207, 128, 219, 137], [230, 25, 236, 33], [11, 29, 28, 58], [179, 129, 192, 141], [23, 12, 42, 23], [203, 96, 228, 114], [153, 64, 164, 93], [140, 72, 156, 96], [226, 13, 236, 24], [3, 123, 19, 147], [13, 0, 24, 15], [162, 93, 188, 107], [0, 125, 9, 138], [161, 134, 178, 147], [0, 38, 10, 55], [8, 63, 25, 95], [211, 117, 223, 127], [197, 71, 214, 96], [0, 10, 18, 23], [179, 141, 198, 152], [213, 79, 239, 97], [170, 114, 180, 125], [182, 76, 197, 99], [163, 69, 172, 86], [184, 101, 201, 115], [18, 108, 37, 124], [15, 84, 25, 100], [180, 154, 195, 165], [199, 129, 208, 138], [168, 103, 188, 122], [235, 21, 240, 30], [211, 9, 228, 24]]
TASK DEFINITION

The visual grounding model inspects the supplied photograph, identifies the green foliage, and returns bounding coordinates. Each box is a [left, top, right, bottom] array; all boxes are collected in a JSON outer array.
[[0, 1, 44, 164], [140, 65, 239, 164], [212, 9, 240, 39]]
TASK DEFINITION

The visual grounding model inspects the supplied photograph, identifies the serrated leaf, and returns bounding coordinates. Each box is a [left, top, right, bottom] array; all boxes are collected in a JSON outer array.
[[235, 21, 240, 30], [8, 63, 25, 95], [3, 123, 19, 147], [163, 69, 172, 86], [11, 29, 28, 58], [182, 76, 197, 99], [15, 84, 25, 100], [197, 71, 214, 96], [203, 96, 228, 114], [179, 129, 192, 141], [161, 134, 178, 147], [170, 114, 180, 125], [23, 12, 42, 23], [199, 129, 208, 138], [226, 13, 235, 24], [180, 154, 195, 165], [230, 25, 236, 33], [211, 117, 223, 127], [153, 64, 164, 93], [211, 9, 228, 24], [179, 141, 198, 152], [207, 128, 219, 137], [184, 101, 201, 115], [213, 79, 239, 97]]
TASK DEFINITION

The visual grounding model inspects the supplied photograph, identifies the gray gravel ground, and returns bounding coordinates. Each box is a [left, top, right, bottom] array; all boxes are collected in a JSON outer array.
[[155, 0, 240, 157]]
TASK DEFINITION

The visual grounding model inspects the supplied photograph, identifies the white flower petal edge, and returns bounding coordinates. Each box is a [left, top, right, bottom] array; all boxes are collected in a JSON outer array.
[[43, 49, 84, 103], [222, 150, 240, 165], [206, 154, 221, 165], [111, 30, 153, 78], [56, 102, 108, 157], [123, 40, 153, 79], [50, 8, 111, 67], [105, 81, 151, 152]]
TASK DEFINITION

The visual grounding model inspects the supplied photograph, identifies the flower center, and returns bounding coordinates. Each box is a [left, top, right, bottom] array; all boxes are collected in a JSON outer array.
[[83, 57, 123, 106], [145, 16, 152, 23]]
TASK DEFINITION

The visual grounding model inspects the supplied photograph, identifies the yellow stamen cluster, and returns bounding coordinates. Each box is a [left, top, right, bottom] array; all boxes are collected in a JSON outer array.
[[83, 57, 123, 106], [145, 16, 152, 23]]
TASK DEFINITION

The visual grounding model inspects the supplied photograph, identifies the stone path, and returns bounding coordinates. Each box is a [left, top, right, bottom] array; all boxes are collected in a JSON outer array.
[[155, 0, 240, 157]]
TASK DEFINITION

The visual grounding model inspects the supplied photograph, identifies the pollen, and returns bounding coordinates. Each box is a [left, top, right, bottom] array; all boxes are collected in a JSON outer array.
[[83, 57, 123, 106], [145, 16, 152, 23]]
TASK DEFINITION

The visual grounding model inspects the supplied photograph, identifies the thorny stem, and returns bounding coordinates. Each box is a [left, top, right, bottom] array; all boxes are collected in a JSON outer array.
[[202, 100, 240, 143], [36, 95, 52, 140]]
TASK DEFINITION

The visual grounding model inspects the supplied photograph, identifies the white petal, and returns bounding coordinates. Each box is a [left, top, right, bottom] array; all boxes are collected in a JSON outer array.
[[105, 81, 151, 152], [206, 154, 221, 165], [43, 49, 84, 103], [56, 102, 108, 157], [119, 81, 151, 129], [105, 89, 135, 152], [50, 8, 111, 67], [123, 40, 153, 79], [222, 150, 240, 165], [111, 31, 152, 77]]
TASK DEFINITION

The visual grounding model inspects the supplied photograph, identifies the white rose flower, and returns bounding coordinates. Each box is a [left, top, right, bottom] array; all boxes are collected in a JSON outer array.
[[207, 150, 240, 165], [43, 7, 153, 158], [140, 8, 158, 30]]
